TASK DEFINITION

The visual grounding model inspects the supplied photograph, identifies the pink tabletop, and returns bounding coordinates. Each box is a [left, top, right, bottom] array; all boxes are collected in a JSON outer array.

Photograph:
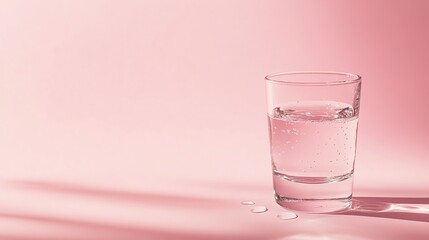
[[0, 1, 428, 239]]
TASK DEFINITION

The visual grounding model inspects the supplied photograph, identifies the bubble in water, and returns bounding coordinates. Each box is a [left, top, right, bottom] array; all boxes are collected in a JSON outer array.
[[241, 201, 255, 205], [292, 128, 299, 135], [251, 206, 268, 213], [277, 212, 298, 220]]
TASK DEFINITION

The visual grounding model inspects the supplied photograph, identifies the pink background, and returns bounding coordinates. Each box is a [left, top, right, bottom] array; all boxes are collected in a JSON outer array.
[[0, 0, 428, 239]]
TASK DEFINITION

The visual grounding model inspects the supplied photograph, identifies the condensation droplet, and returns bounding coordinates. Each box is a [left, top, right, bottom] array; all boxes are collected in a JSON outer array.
[[241, 201, 255, 205], [251, 206, 268, 213], [277, 212, 298, 220]]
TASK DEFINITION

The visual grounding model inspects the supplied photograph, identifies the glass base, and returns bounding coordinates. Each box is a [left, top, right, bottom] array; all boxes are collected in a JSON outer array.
[[273, 171, 354, 213], [275, 194, 352, 213]]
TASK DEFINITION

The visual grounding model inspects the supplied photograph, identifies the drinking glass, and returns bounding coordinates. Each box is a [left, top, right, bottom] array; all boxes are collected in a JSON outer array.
[[265, 71, 362, 213]]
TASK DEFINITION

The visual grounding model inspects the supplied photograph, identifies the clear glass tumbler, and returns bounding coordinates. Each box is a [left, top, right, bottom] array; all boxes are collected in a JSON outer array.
[[265, 71, 362, 213]]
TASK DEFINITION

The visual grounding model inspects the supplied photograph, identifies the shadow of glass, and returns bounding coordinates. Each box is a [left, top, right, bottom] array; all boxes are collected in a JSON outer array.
[[331, 197, 429, 222]]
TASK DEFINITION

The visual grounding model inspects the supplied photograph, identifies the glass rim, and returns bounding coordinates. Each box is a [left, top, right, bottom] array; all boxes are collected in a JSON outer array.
[[265, 71, 361, 86]]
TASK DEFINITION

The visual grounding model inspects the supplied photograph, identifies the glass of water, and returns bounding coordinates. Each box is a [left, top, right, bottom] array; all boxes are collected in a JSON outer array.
[[265, 71, 362, 213]]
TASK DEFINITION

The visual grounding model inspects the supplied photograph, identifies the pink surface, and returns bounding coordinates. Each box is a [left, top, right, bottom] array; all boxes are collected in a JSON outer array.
[[0, 0, 428, 239]]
